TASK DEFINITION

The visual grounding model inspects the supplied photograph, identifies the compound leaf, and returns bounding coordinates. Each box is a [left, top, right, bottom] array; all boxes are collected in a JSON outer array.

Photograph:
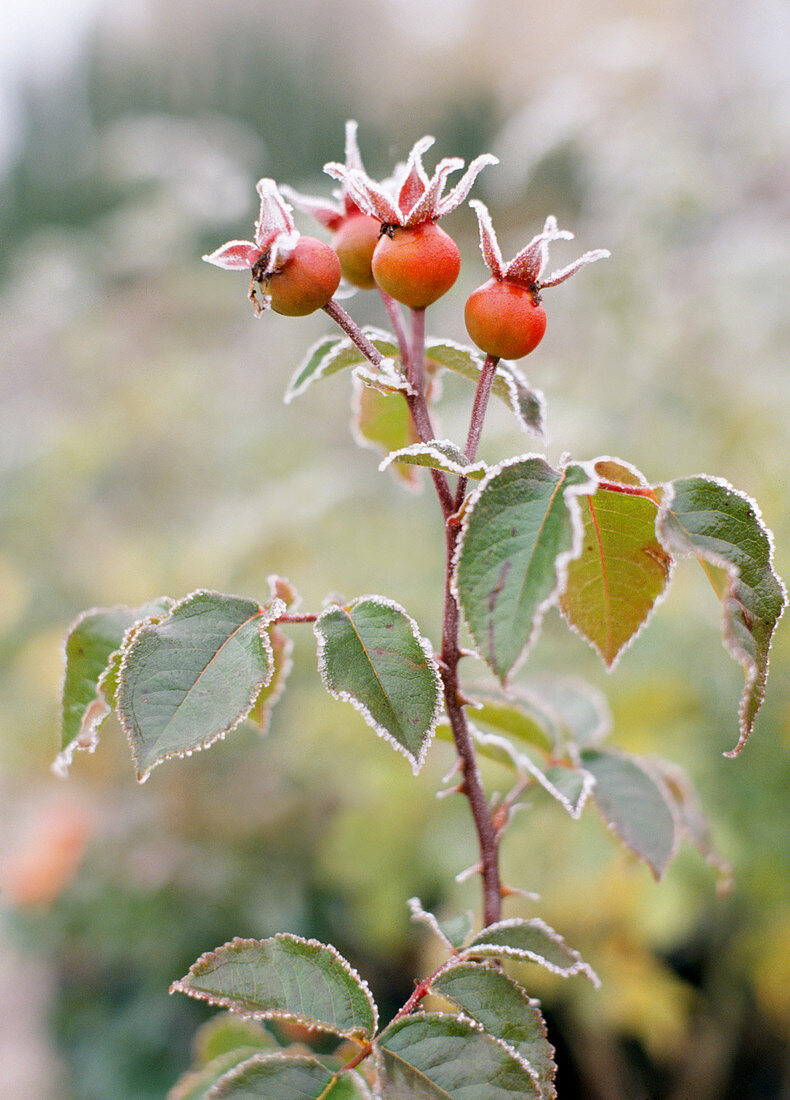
[[315, 596, 442, 773], [170, 934, 378, 1041]]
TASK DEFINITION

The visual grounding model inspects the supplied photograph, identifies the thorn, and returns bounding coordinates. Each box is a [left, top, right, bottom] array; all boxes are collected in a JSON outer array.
[[455, 862, 482, 884], [500, 882, 540, 901], [436, 782, 465, 801]]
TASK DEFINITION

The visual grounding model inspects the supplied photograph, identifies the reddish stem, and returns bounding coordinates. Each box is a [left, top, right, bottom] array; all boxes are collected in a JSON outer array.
[[454, 353, 499, 511], [323, 299, 385, 366], [380, 290, 409, 362]]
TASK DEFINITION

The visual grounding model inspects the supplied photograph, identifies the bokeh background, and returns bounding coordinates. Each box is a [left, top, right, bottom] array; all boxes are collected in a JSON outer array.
[[1, 0, 789, 1096]]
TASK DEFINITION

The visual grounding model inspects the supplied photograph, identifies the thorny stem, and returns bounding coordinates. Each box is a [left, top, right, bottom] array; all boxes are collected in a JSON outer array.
[[327, 295, 501, 926], [409, 319, 503, 928]]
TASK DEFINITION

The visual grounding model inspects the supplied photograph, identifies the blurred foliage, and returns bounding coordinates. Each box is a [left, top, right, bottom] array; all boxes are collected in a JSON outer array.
[[1, 0, 789, 1097]]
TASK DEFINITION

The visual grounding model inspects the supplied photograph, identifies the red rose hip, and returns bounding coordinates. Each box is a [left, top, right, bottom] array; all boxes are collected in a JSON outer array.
[[267, 236, 342, 316], [464, 278, 547, 360], [331, 214, 380, 289], [372, 222, 461, 309]]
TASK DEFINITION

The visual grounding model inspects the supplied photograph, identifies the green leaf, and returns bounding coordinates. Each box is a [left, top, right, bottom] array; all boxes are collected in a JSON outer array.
[[454, 458, 593, 681], [470, 692, 555, 753], [204, 1053, 366, 1098], [56, 598, 173, 776], [425, 339, 545, 437], [285, 329, 400, 402], [168, 1046, 267, 1100], [431, 964, 556, 1099], [170, 934, 378, 1040], [191, 1013, 276, 1068], [465, 919, 599, 984], [560, 459, 672, 668], [650, 757, 733, 891], [351, 377, 421, 490], [461, 723, 594, 819], [519, 674, 612, 751], [117, 590, 284, 781], [656, 475, 786, 754], [408, 898, 472, 951], [315, 596, 442, 773], [246, 622, 292, 734], [378, 1012, 543, 1098], [581, 748, 677, 878], [380, 440, 487, 482]]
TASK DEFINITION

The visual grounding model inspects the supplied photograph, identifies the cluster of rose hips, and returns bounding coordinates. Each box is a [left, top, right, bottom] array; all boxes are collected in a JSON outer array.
[[204, 122, 608, 361]]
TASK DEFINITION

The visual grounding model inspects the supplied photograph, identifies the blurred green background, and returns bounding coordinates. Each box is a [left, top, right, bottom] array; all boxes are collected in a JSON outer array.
[[1, 0, 788, 1096]]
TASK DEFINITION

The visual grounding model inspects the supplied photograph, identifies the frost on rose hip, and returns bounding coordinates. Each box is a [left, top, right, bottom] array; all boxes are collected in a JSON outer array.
[[326, 135, 497, 309], [203, 178, 340, 316], [281, 121, 381, 290], [464, 200, 610, 359]]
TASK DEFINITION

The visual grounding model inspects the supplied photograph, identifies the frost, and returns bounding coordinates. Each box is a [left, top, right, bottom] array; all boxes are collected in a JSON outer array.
[[314, 595, 443, 774]]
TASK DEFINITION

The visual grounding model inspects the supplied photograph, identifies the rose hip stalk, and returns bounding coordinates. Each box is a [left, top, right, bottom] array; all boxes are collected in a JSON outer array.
[[203, 178, 341, 316], [464, 199, 610, 359], [326, 136, 497, 309]]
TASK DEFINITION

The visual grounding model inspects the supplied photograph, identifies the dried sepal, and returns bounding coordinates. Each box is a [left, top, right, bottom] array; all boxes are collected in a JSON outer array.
[[469, 201, 609, 293]]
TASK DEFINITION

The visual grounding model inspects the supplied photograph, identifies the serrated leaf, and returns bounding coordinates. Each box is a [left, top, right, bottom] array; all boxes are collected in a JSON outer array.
[[560, 459, 672, 668], [454, 458, 593, 681], [204, 1053, 351, 1099], [286, 329, 401, 402], [464, 725, 594, 819], [56, 597, 173, 776], [246, 623, 293, 734], [408, 898, 472, 951], [378, 1012, 542, 1098], [431, 964, 556, 1099], [170, 934, 378, 1040], [581, 748, 677, 878], [425, 339, 545, 437], [315, 596, 442, 774], [465, 919, 599, 984], [380, 440, 487, 482], [469, 693, 555, 753], [168, 1047, 267, 1100], [650, 758, 733, 890], [656, 475, 786, 754], [117, 590, 284, 781], [191, 1013, 276, 1068], [519, 674, 612, 751], [351, 377, 421, 490]]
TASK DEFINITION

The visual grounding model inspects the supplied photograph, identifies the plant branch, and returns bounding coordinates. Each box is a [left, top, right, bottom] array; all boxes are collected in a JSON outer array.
[[379, 290, 409, 362], [439, 526, 502, 927], [323, 299, 386, 366], [400, 319, 502, 926], [454, 353, 499, 511]]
